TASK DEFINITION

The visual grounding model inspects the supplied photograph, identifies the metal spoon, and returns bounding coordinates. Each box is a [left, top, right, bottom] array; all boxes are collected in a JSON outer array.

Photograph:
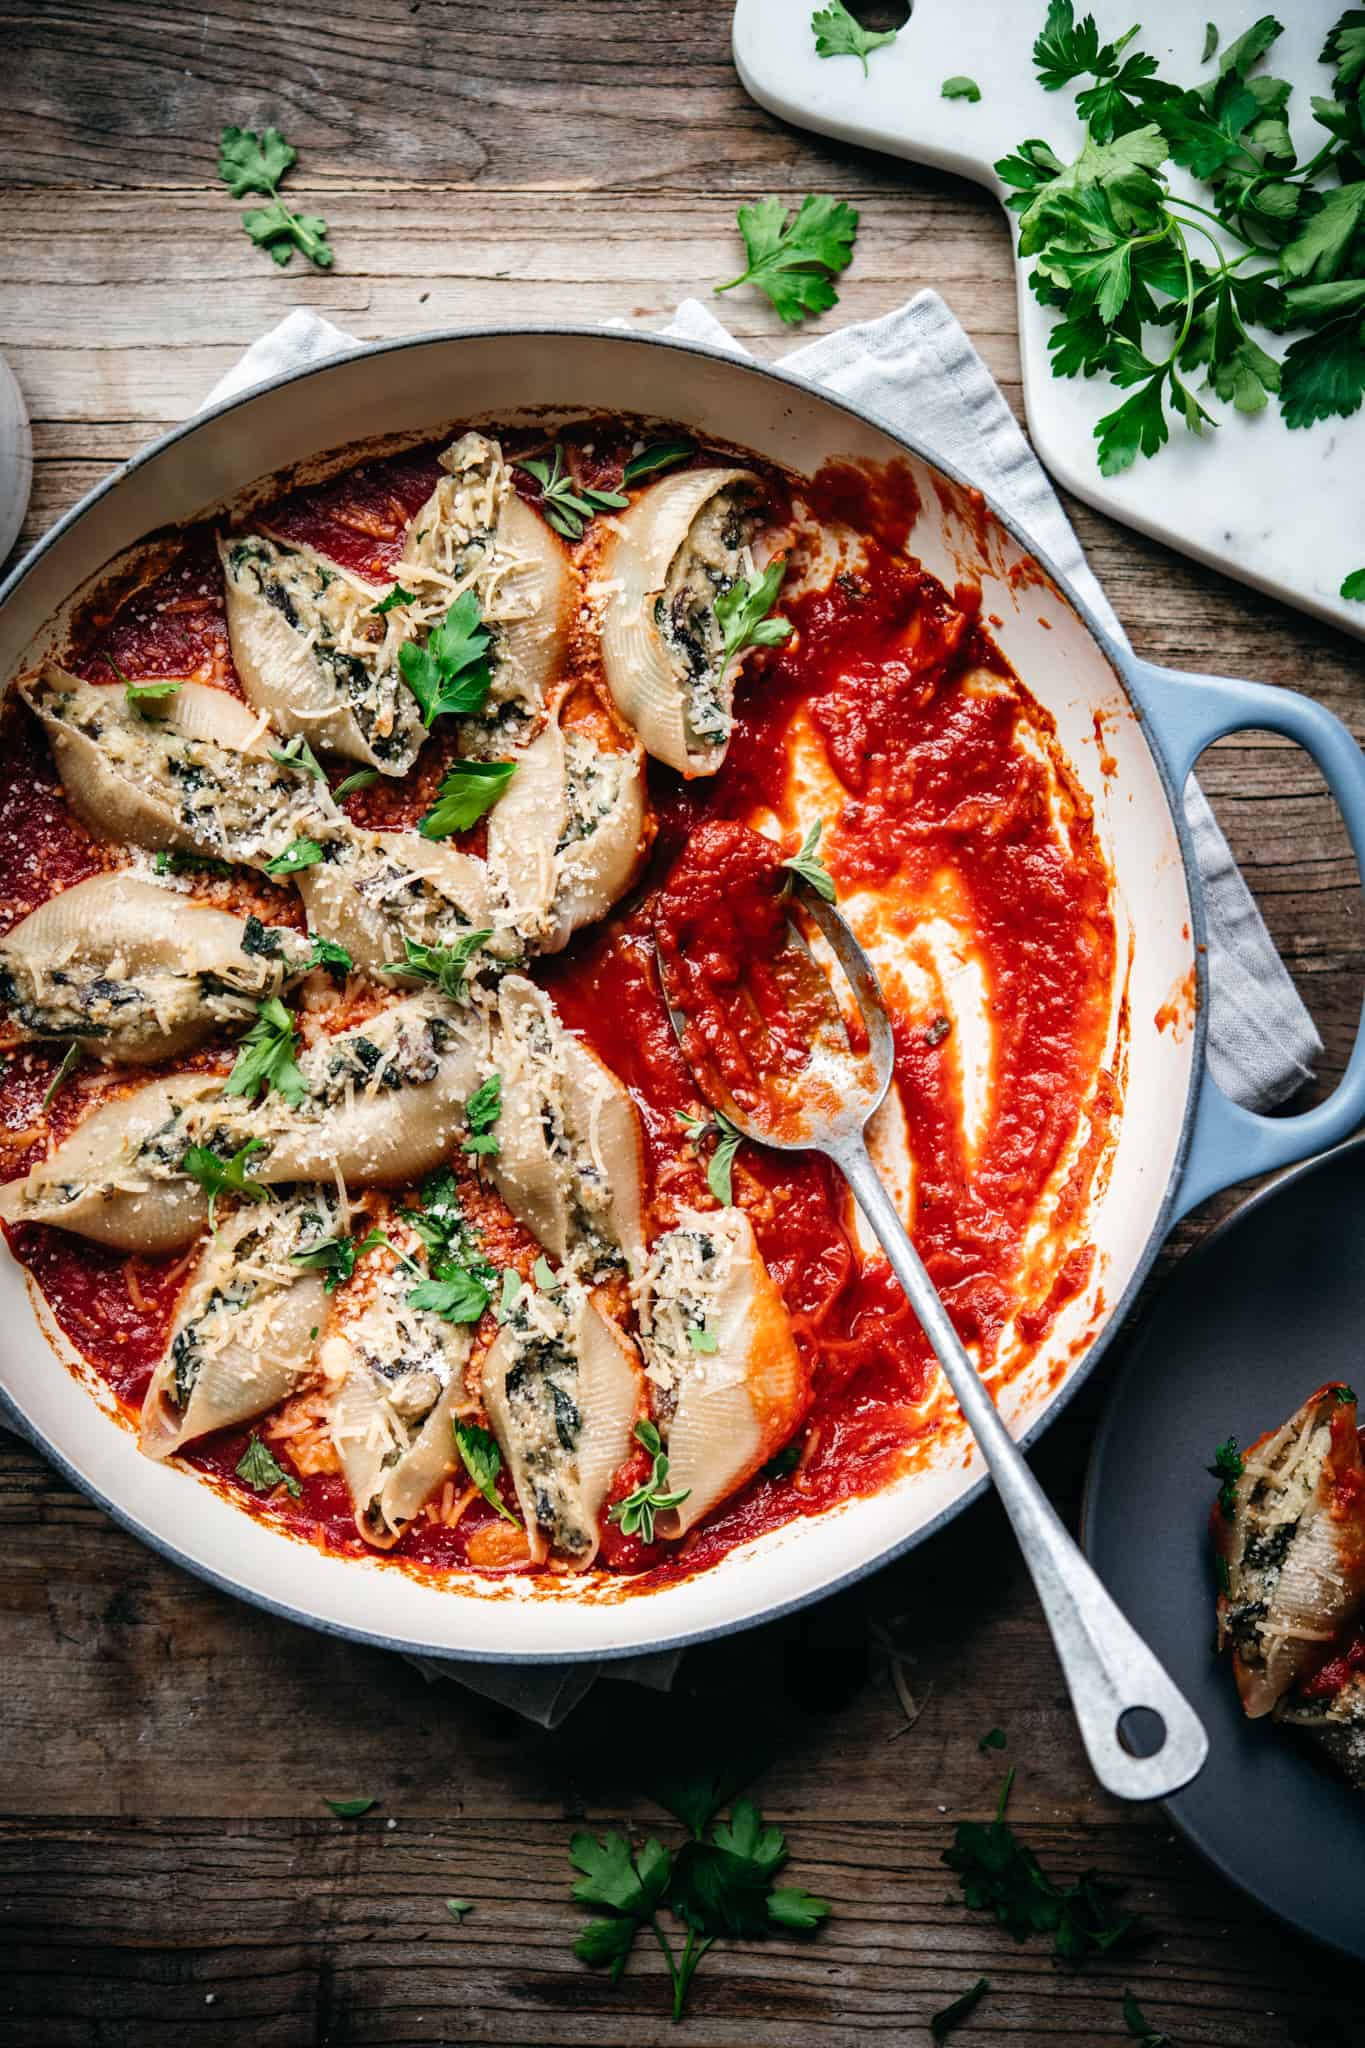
[[659, 886, 1208, 1802]]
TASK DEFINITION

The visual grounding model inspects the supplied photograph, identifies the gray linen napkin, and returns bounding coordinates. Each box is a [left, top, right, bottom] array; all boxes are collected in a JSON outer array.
[[8, 298, 1319, 1732]]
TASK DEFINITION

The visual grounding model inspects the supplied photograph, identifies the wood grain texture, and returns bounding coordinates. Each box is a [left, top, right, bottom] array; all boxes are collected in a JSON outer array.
[[2, 1, 1365, 2041]]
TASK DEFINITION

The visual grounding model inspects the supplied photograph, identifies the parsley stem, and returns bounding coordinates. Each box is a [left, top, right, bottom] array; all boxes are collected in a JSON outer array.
[[1156, 218, 1197, 370]]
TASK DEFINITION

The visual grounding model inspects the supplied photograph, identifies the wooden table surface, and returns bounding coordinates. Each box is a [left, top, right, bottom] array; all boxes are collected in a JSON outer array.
[[3, 4, 1365, 2042]]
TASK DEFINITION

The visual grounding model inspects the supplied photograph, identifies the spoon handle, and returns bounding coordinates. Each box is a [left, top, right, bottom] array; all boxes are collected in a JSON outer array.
[[834, 1136, 1208, 1803]]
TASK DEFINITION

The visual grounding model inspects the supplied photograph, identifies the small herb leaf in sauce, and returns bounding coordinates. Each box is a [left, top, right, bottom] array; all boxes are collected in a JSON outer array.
[[269, 734, 326, 781], [324, 1795, 377, 1819], [217, 126, 334, 270], [622, 438, 696, 486], [453, 1419, 520, 1524], [811, 0, 899, 75], [780, 818, 836, 902], [677, 1106, 746, 1209], [462, 1072, 503, 1159], [236, 1432, 301, 1499], [942, 76, 983, 102], [381, 930, 491, 1002], [1207, 1435, 1244, 1519], [1122, 1988, 1172, 2047], [716, 557, 793, 674], [398, 591, 493, 727], [763, 1442, 802, 1481], [609, 1420, 691, 1544], [289, 1228, 385, 1294], [224, 995, 308, 1107], [333, 768, 380, 799], [124, 677, 183, 715], [373, 583, 416, 616], [516, 444, 630, 541], [263, 836, 326, 876], [931, 1978, 990, 2042], [715, 194, 859, 326], [419, 760, 516, 840], [183, 1137, 269, 1227], [41, 1041, 82, 1111]]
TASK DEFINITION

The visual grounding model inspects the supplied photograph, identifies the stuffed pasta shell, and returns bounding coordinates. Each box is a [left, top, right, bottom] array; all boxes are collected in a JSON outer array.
[[220, 536, 426, 775], [481, 1266, 640, 1566], [22, 669, 339, 870], [488, 976, 646, 1278], [1281, 1660, 1365, 1792], [1213, 1383, 1365, 1718], [0, 1072, 219, 1251], [140, 1187, 339, 1458], [0, 875, 314, 1063], [294, 825, 502, 977], [598, 467, 775, 776], [637, 1207, 808, 1538]]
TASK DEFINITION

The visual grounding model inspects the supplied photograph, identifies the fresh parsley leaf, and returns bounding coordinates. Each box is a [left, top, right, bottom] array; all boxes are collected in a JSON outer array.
[[670, 1839, 773, 1938], [183, 1137, 269, 1227], [688, 1324, 719, 1353], [236, 1432, 301, 1499], [263, 836, 325, 876], [124, 677, 182, 713], [609, 1419, 690, 1544], [498, 1267, 522, 1320], [516, 445, 629, 541], [980, 1727, 1008, 1752], [811, 0, 899, 74], [622, 439, 695, 486], [304, 934, 353, 976], [1122, 1987, 1172, 2046], [240, 914, 284, 958], [780, 818, 836, 901], [269, 734, 326, 781], [1279, 316, 1365, 428], [381, 930, 491, 1002], [41, 1041, 82, 1111], [573, 1913, 640, 1977], [373, 583, 416, 616], [1202, 22, 1219, 64], [289, 1228, 384, 1293], [445, 1899, 473, 1921], [653, 1755, 772, 1841], [677, 1105, 746, 1207], [932, 1978, 990, 2042], [323, 1796, 376, 1818], [154, 848, 231, 877], [224, 994, 308, 1106], [716, 557, 792, 673], [419, 760, 516, 839], [218, 126, 334, 270], [715, 194, 859, 326], [398, 592, 493, 726], [1281, 183, 1365, 284], [462, 1071, 502, 1159], [1207, 1434, 1244, 1518], [767, 1886, 832, 1931], [333, 769, 379, 799], [407, 1265, 490, 1322], [532, 1253, 557, 1292], [942, 76, 982, 102], [762, 1442, 802, 1480], [453, 1419, 519, 1523]]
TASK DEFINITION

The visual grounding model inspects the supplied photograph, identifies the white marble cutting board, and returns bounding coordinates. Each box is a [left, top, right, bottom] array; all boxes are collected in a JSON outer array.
[[733, 0, 1365, 641]]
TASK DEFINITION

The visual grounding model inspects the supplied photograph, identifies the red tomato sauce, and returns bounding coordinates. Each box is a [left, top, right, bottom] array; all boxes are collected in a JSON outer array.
[[0, 434, 1118, 1591]]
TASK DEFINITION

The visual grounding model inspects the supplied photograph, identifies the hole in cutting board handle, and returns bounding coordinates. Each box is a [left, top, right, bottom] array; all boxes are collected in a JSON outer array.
[[844, 0, 912, 29], [1117, 1706, 1167, 1758]]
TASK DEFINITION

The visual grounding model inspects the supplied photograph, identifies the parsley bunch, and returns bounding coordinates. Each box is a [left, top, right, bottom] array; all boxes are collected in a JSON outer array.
[[1000, 5, 1365, 528], [571, 1762, 830, 2022], [217, 126, 334, 270]]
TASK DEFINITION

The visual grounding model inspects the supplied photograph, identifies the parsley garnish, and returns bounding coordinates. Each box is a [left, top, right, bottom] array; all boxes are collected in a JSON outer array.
[[943, 1767, 1143, 1963], [217, 125, 333, 270], [154, 849, 231, 877], [932, 1979, 991, 2042], [462, 1071, 503, 1158], [1207, 1435, 1244, 1519], [1342, 568, 1365, 601], [715, 194, 859, 326], [622, 438, 695, 486], [1335, 1383, 1359, 1403], [497, 1267, 522, 1320], [1123, 1987, 1172, 2047], [445, 1899, 473, 1922], [715, 557, 793, 676], [453, 1419, 519, 1524], [236, 1432, 301, 1499], [263, 836, 325, 876], [373, 583, 416, 616], [516, 444, 629, 541], [324, 1796, 376, 1819], [381, 930, 491, 1001], [289, 1228, 385, 1293], [398, 592, 493, 727], [780, 818, 836, 901], [532, 1253, 558, 1292], [942, 76, 983, 102], [269, 734, 326, 781], [333, 769, 379, 799], [762, 1442, 802, 1481], [571, 1762, 830, 2021], [124, 677, 182, 714], [224, 995, 308, 1106], [304, 934, 352, 976], [41, 1041, 81, 1111], [183, 1137, 269, 1227], [419, 760, 516, 839], [408, 1262, 491, 1324], [678, 1106, 745, 1207], [979, 1726, 1008, 1752], [1201, 22, 1219, 65], [608, 1420, 690, 1544], [811, 0, 899, 75], [688, 1324, 719, 1354]]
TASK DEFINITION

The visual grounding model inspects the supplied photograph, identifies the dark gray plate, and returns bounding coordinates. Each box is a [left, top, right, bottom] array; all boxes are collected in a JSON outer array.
[[1082, 1136, 1365, 1964]]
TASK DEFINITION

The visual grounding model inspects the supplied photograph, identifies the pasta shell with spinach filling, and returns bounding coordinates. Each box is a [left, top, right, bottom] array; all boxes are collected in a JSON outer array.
[[0, 1072, 218, 1251], [294, 825, 503, 976], [1213, 1383, 1365, 1717], [220, 535, 426, 775], [488, 976, 646, 1278], [1280, 1665, 1365, 1791], [21, 668, 339, 869], [397, 432, 572, 757], [320, 1252, 477, 1548], [202, 992, 491, 1188], [597, 468, 773, 777], [481, 1269, 640, 1565], [486, 707, 648, 953], [637, 1207, 808, 1538], [140, 1188, 339, 1458], [0, 874, 313, 1063]]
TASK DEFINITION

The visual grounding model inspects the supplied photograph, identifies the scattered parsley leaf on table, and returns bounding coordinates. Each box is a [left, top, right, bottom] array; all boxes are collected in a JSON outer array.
[[943, 77, 983, 103], [217, 126, 334, 270], [1342, 568, 1365, 600], [979, 1726, 1008, 1752], [323, 1796, 376, 1819], [932, 1978, 991, 2042], [453, 1419, 519, 1523], [399, 592, 493, 726], [1202, 22, 1220, 64], [236, 1433, 301, 1499], [419, 760, 516, 839], [1123, 1987, 1173, 2046], [781, 818, 836, 901], [811, 0, 899, 75], [445, 1899, 473, 1922], [183, 1137, 269, 1227], [715, 194, 860, 326]]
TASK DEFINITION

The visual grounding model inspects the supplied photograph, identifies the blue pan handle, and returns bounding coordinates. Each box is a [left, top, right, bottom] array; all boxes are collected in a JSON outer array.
[[1125, 657, 1365, 1220]]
